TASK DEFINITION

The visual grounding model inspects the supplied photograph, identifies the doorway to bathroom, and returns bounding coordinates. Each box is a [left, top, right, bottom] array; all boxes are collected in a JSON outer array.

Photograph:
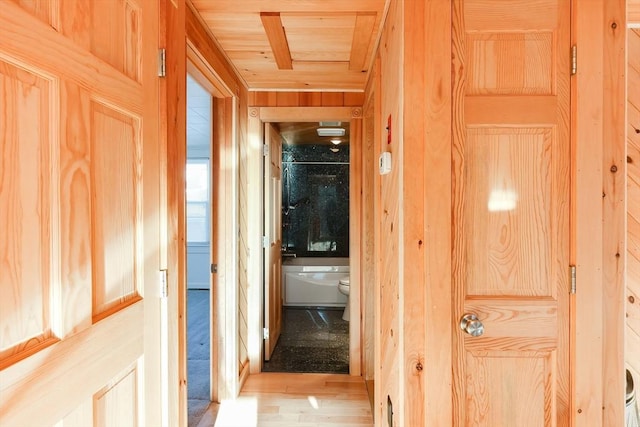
[[247, 106, 364, 378], [262, 121, 351, 374]]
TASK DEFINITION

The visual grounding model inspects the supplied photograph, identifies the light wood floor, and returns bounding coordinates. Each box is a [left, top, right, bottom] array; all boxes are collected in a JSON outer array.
[[211, 373, 374, 427]]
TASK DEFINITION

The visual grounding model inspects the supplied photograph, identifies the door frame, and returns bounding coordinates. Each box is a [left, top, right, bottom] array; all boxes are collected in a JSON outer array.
[[185, 41, 239, 402], [247, 106, 364, 375]]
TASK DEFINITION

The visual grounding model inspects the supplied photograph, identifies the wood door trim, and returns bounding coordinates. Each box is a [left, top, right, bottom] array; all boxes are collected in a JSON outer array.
[[573, 0, 627, 425], [180, 41, 240, 403], [247, 106, 363, 376]]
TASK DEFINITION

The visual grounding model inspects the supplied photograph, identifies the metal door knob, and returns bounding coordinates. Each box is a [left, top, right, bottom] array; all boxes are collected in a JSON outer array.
[[460, 313, 484, 337]]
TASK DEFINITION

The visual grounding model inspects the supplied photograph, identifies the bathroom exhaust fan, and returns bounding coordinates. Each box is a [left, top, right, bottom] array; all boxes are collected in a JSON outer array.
[[319, 121, 341, 127], [317, 127, 345, 137]]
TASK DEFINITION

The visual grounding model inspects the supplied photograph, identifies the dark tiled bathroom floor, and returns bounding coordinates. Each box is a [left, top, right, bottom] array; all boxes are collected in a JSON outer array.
[[262, 307, 350, 374]]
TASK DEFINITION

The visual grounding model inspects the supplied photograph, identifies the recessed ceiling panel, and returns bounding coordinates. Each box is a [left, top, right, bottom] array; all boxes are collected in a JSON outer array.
[[190, 0, 388, 91]]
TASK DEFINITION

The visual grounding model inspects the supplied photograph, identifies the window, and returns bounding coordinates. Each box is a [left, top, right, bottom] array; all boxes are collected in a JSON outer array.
[[186, 159, 210, 243]]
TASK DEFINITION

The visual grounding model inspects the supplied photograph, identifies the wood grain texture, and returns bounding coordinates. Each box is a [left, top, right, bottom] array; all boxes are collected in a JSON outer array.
[[93, 362, 140, 426], [216, 373, 373, 426], [349, 116, 363, 377], [161, 0, 187, 424], [237, 83, 250, 378], [264, 123, 283, 361], [260, 13, 293, 70], [349, 13, 377, 71], [0, 304, 144, 426], [189, 0, 387, 90], [630, 0, 640, 25], [574, 2, 605, 423], [1, 0, 162, 423], [628, 28, 640, 381], [601, 0, 626, 425], [463, 128, 553, 298], [249, 92, 365, 108], [0, 58, 55, 368], [90, 102, 141, 321], [361, 84, 376, 389], [376, 0, 402, 424], [404, 3, 454, 425], [452, 1, 570, 426]]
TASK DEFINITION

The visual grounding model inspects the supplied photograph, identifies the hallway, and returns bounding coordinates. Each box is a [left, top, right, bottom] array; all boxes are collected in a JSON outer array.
[[214, 373, 373, 427]]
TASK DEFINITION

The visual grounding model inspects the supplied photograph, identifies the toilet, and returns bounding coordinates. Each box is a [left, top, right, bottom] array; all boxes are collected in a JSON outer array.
[[338, 277, 350, 321]]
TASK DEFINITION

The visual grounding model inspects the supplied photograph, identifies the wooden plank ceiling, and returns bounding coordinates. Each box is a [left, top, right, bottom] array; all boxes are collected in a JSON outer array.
[[190, 0, 388, 91]]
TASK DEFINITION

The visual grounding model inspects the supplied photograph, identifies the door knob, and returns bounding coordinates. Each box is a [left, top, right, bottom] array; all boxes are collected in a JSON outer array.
[[460, 313, 484, 337]]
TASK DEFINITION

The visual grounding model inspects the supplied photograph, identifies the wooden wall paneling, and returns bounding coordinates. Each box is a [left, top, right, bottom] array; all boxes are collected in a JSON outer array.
[[249, 91, 278, 107], [247, 91, 365, 108], [602, 0, 627, 425], [574, 2, 605, 423], [371, 56, 383, 424], [257, 106, 355, 122], [376, 0, 403, 424], [321, 92, 345, 106], [237, 86, 250, 380], [628, 28, 640, 380], [297, 92, 323, 106], [361, 75, 377, 408], [246, 107, 264, 374], [402, 2, 427, 425], [350, 115, 363, 377], [407, 0, 452, 425], [630, 0, 640, 25], [344, 92, 366, 107], [275, 92, 299, 106], [162, 0, 187, 424]]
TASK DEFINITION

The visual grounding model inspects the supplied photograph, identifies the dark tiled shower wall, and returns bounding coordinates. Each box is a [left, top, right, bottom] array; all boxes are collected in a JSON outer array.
[[282, 144, 350, 258]]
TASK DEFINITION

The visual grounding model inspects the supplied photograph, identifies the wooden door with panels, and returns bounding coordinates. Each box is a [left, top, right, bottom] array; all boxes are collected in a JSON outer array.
[[263, 122, 283, 361], [0, 1, 164, 425], [452, 1, 571, 426]]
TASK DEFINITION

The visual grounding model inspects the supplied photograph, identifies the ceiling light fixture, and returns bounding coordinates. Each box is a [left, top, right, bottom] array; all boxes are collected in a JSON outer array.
[[317, 128, 345, 137], [330, 138, 342, 145]]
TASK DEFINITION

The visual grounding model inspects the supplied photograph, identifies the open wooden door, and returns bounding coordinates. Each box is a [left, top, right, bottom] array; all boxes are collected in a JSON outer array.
[[263, 123, 283, 361], [452, 1, 571, 425], [0, 1, 164, 425]]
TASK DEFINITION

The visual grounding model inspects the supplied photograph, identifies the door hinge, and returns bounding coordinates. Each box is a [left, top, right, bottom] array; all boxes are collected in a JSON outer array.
[[211, 263, 217, 274], [262, 235, 269, 248], [570, 265, 576, 294], [159, 269, 168, 298], [158, 48, 166, 78], [263, 144, 269, 156], [263, 328, 269, 340], [571, 45, 577, 76]]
